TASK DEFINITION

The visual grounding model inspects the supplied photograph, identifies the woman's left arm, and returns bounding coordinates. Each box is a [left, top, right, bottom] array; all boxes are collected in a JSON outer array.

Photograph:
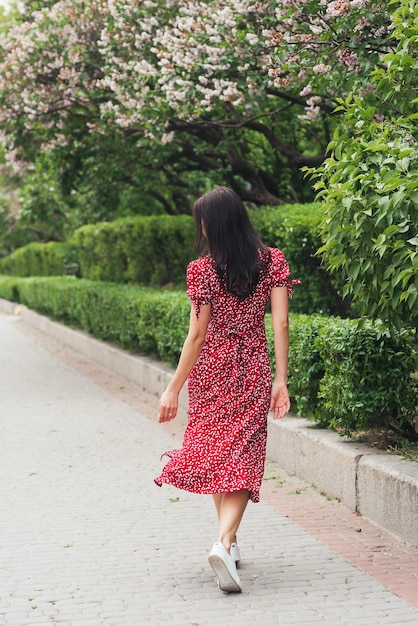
[[269, 286, 291, 420], [158, 303, 211, 422]]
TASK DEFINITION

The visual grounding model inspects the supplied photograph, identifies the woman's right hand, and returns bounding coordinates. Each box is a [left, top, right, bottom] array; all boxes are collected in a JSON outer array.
[[158, 388, 179, 422]]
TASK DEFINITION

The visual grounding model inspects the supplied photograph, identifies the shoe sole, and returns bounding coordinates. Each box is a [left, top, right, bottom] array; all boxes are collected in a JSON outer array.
[[208, 555, 241, 593]]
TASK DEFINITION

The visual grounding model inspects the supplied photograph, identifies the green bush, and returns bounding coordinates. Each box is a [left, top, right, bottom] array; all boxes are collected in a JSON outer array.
[[0, 241, 80, 277], [73, 204, 346, 315], [0, 274, 416, 439], [250, 203, 347, 316], [287, 315, 417, 439], [287, 314, 328, 422], [73, 215, 196, 287], [0, 275, 190, 365], [0, 204, 348, 316], [314, 319, 417, 438]]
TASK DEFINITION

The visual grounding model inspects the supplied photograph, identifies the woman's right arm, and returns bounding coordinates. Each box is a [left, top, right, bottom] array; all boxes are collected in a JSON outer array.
[[269, 286, 291, 419], [158, 303, 211, 423]]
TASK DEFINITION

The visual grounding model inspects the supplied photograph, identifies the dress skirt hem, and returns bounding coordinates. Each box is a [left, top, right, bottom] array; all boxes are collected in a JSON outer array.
[[154, 475, 261, 504]]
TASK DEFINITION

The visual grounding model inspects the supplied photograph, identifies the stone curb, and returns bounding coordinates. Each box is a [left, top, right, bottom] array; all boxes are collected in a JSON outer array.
[[1, 297, 417, 548]]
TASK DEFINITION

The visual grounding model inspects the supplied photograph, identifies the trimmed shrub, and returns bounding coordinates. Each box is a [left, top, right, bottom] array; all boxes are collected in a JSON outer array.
[[286, 314, 417, 439], [73, 215, 196, 287], [0, 275, 416, 439], [0, 241, 80, 277], [287, 314, 328, 422], [0, 204, 348, 315], [314, 319, 417, 437], [250, 204, 347, 316], [73, 204, 345, 315], [0, 275, 190, 365]]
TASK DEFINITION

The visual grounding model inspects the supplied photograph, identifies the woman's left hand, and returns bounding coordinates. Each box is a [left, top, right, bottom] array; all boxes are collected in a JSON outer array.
[[269, 382, 290, 420], [158, 388, 179, 422]]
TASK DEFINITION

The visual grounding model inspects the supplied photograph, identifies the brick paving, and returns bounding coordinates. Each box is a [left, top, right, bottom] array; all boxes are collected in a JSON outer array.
[[1, 311, 418, 626]]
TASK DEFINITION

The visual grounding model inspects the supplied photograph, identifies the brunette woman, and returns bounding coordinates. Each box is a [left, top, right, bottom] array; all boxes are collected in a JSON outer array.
[[155, 186, 297, 593]]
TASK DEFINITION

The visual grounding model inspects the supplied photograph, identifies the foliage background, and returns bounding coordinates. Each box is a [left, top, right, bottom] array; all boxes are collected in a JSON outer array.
[[0, 0, 396, 239]]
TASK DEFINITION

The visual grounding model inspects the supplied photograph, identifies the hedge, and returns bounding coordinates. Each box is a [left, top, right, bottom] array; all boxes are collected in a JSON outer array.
[[0, 203, 346, 315], [73, 214, 196, 287], [0, 241, 80, 277], [0, 275, 191, 366], [285, 315, 417, 438], [250, 204, 347, 316], [0, 275, 416, 439], [73, 203, 344, 315]]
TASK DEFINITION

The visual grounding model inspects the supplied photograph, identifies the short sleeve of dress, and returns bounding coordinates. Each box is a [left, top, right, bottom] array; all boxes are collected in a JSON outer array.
[[186, 258, 211, 318], [269, 247, 301, 298]]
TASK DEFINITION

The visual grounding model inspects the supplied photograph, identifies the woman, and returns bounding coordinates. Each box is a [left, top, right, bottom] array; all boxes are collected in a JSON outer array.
[[155, 186, 297, 593]]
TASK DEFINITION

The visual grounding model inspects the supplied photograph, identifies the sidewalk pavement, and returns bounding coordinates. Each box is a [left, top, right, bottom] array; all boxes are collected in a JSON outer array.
[[1, 312, 418, 626]]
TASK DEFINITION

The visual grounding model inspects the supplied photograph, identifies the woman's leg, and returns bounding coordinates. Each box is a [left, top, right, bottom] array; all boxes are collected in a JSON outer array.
[[212, 489, 249, 552], [212, 493, 222, 520]]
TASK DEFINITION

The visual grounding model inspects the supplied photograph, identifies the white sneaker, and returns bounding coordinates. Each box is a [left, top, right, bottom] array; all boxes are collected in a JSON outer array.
[[230, 542, 241, 567], [208, 542, 242, 593]]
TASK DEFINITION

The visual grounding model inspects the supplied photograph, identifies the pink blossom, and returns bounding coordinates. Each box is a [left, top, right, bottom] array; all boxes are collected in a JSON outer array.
[[337, 48, 361, 71], [161, 132, 174, 145], [326, 0, 351, 17], [298, 105, 320, 121], [300, 84, 312, 97], [0, 0, 394, 176], [313, 63, 331, 73], [354, 17, 371, 32], [246, 33, 259, 45]]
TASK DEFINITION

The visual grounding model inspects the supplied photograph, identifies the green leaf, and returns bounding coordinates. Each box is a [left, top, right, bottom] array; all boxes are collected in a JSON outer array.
[[378, 196, 391, 211], [347, 261, 360, 281], [383, 225, 399, 237]]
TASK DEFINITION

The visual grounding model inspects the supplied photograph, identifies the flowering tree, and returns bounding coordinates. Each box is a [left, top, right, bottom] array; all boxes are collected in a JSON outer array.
[[0, 0, 395, 229], [265, 0, 392, 118]]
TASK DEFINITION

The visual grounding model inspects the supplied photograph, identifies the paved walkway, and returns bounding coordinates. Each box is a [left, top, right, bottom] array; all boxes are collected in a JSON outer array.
[[1, 311, 418, 626]]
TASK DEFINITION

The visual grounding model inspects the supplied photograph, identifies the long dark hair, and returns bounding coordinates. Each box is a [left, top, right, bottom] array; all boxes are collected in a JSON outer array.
[[192, 186, 270, 299]]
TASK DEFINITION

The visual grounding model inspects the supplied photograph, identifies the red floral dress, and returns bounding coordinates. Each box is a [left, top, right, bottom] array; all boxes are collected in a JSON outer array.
[[155, 247, 296, 503]]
